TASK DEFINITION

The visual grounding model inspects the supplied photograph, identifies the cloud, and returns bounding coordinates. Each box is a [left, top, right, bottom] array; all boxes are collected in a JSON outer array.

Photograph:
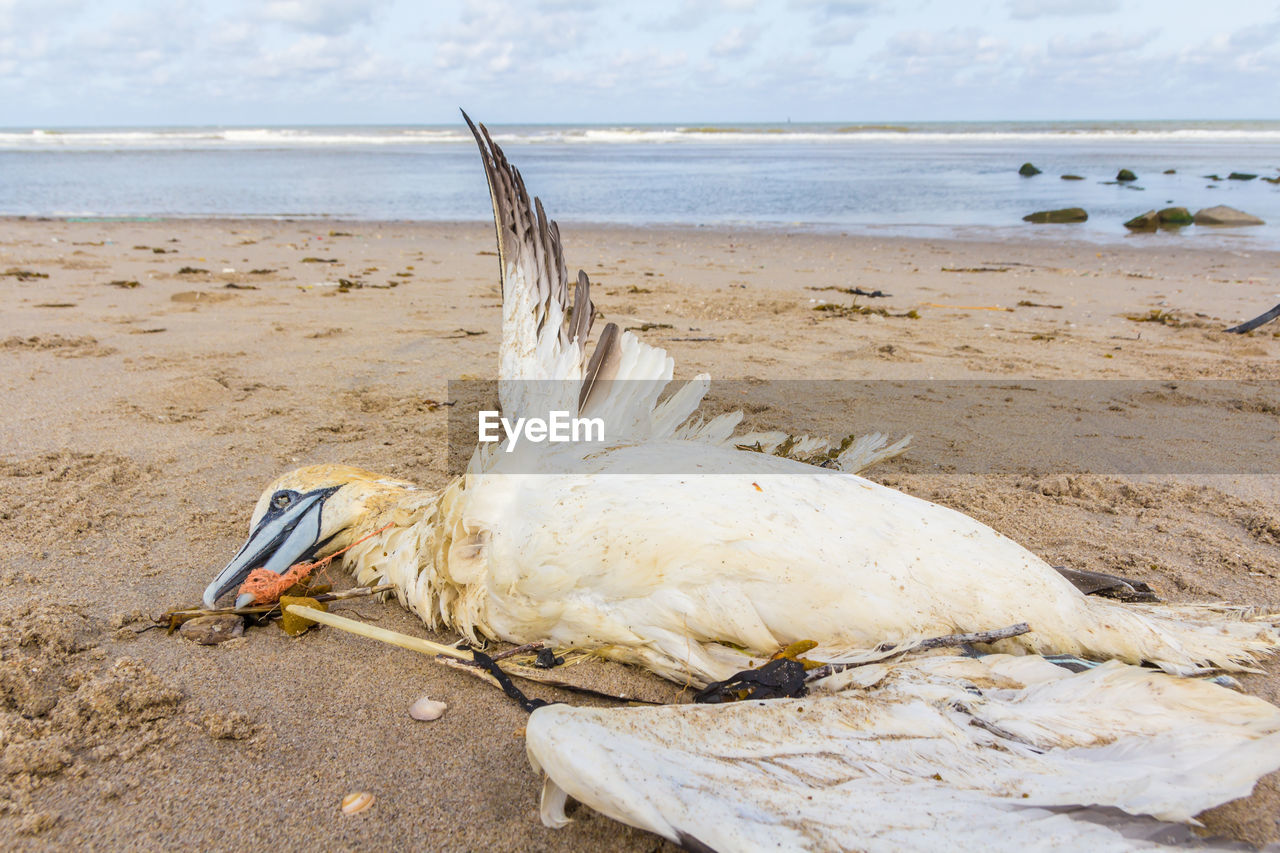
[[1226, 18, 1280, 50], [1008, 0, 1119, 21], [1046, 29, 1154, 60], [710, 25, 760, 58], [878, 27, 1008, 75], [258, 0, 382, 35], [790, 0, 877, 20], [812, 19, 865, 47]]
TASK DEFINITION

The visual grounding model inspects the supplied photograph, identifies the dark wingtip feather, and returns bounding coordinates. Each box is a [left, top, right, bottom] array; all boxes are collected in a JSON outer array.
[[464, 113, 580, 358], [579, 322, 621, 413]]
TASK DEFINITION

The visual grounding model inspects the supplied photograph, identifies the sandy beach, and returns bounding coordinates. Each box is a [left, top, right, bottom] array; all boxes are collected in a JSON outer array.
[[2, 217, 1279, 850]]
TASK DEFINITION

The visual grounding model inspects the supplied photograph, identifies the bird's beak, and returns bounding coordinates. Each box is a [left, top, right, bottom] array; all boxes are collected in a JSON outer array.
[[202, 486, 339, 609]]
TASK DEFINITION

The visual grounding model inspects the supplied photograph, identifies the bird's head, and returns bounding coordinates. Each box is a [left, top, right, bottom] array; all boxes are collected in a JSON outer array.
[[202, 464, 415, 609]]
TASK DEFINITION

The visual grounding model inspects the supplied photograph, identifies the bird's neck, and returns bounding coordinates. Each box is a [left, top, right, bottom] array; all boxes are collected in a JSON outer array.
[[337, 476, 472, 634]]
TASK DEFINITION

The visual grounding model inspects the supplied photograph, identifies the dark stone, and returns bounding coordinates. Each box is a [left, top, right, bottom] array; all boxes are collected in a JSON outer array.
[[1116, 169, 1137, 182], [1060, 174, 1085, 180], [1023, 207, 1088, 223], [1157, 207, 1193, 226], [1227, 172, 1257, 181], [1162, 169, 1176, 174], [1018, 162, 1042, 176], [1193, 206, 1264, 226], [179, 615, 245, 645], [1123, 210, 1159, 230], [1203, 174, 1222, 181]]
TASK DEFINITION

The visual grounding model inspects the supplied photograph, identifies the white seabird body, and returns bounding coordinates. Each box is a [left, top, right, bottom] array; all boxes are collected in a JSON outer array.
[[202, 114, 1280, 851], [436, 439, 1272, 684]]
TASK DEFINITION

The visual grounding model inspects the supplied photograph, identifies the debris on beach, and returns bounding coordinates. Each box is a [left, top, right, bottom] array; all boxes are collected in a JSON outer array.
[[1, 268, 49, 280], [807, 285, 891, 297], [1022, 208, 1088, 223], [813, 303, 919, 319], [1125, 308, 1186, 327], [106, 279, 140, 288]]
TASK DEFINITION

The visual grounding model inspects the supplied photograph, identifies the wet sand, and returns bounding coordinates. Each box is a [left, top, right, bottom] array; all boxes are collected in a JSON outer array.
[[2, 217, 1279, 849]]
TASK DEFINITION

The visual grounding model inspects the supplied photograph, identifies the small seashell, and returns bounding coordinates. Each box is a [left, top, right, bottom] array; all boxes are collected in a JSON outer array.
[[341, 791, 374, 815], [408, 696, 447, 721], [179, 615, 245, 645]]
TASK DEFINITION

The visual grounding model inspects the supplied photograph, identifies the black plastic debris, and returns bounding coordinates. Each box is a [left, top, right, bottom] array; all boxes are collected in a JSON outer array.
[[693, 657, 809, 704]]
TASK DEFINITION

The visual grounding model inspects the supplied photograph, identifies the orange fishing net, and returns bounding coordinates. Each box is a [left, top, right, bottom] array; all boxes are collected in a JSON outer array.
[[236, 522, 394, 606]]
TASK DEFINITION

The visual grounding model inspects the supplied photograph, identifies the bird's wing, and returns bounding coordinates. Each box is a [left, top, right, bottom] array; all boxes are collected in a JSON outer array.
[[526, 653, 1280, 852], [465, 115, 906, 458], [464, 112, 691, 434]]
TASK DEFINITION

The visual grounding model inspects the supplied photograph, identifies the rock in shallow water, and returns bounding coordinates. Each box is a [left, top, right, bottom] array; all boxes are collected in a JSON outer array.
[[1124, 210, 1159, 230], [1023, 208, 1088, 224], [178, 615, 244, 645], [1193, 205, 1265, 226], [1158, 207, 1193, 226], [1018, 162, 1041, 176]]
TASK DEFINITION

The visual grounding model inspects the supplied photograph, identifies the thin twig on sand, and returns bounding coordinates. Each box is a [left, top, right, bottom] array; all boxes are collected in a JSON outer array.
[[804, 622, 1031, 681], [159, 584, 396, 630]]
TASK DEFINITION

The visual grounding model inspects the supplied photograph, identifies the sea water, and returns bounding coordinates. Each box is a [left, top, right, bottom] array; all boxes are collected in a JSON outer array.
[[1, 121, 1278, 248]]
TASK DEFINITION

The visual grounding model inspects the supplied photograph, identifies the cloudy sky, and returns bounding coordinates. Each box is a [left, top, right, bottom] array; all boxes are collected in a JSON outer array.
[[1, 0, 1277, 126]]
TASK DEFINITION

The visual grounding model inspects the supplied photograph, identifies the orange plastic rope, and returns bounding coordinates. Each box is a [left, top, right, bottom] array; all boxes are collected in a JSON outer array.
[[237, 521, 395, 606]]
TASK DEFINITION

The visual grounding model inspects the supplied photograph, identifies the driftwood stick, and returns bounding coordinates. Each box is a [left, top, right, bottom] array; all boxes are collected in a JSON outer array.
[[160, 584, 396, 629], [916, 622, 1031, 650], [287, 606, 656, 705], [285, 605, 475, 660], [805, 622, 1031, 681], [489, 641, 546, 662], [1225, 302, 1280, 334]]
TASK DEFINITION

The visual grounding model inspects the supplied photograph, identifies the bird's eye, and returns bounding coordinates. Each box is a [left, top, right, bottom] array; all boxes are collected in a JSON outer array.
[[272, 492, 292, 510]]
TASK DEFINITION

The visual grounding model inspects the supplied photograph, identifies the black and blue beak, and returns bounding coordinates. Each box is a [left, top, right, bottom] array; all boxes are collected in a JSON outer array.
[[203, 486, 340, 609]]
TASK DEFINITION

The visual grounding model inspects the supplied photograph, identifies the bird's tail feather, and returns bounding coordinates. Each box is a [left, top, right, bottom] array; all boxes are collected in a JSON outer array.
[[990, 598, 1280, 675]]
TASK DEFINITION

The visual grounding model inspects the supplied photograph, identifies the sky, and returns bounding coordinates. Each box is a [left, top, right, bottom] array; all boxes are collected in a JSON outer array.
[[1, 0, 1277, 126]]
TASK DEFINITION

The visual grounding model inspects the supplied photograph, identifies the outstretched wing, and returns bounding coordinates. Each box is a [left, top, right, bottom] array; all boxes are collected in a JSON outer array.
[[465, 111, 680, 428], [526, 654, 1280, 851], [464, 112, 906, 466]]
